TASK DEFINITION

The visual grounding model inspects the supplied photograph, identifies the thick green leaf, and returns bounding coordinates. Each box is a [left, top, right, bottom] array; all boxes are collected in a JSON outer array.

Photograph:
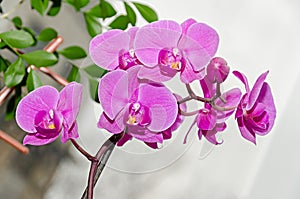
[[0, 56, 10, 72], [30, 0, 49, 15], [58, 46, 87, 59], [37, 27, 58, 41], [99, 0, 117, 19], [21, 50, 58, 67], [0, 41, 6, 49], [12, 16, 23, 29], [26, 69, 43, 92], [4, 58, 25, 87], [67, 64, 81, 82], [66, 0, 89, 11], [84, 12, 102, 37], [109, 15, 129, 30], [5, 86, 22, 121], [132, 2, 158, 23], [124, 2, 136, 26], [87, 4, 102, 17], [0, 30, 35, 49], [47, 0, 62, 16], [83, 64, 107, 78], [88, 77, 99, 102]]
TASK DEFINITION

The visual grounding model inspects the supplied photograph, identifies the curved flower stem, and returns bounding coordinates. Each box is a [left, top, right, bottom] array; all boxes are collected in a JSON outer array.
[[70, 139, 97, 162], [185, 84, 211, 103], [179, 109, 199, 116], [210, 103, 237, 112], [81, 133, 124, 199], [0, 129, 29, 154]]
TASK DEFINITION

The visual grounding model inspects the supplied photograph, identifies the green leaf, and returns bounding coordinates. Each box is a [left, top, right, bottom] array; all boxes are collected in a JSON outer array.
[[12, 16, 23, 29], [58, 46, 87, 59], [66, 0, 89, 11], [4, 58, 25, 87], [99, 0, 117, 19], [124, 2, 136, 26], [0, 41, 6, 49], [37, 27, 58, 41], [109, 15, 129, 30], [30, 0, 49, 15], [83, 64, 107, 78], [87, 4, 102, 17], [5, 86, 22, 121], [0, 30, 35, 49], [47, 0, 62, 16], [26, 69, 43, 92], [21, 50, 58, 67], [67, 64, 81, 82], [88, 77, 99, 102], [0, 56, 10, 72], [132, 2, 158, 23], [84, 12, 102, 37]]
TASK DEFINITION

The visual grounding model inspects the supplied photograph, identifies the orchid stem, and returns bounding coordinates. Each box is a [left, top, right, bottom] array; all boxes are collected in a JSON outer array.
[[70, 139, 97, 162], [0, 129, 29, 154], [179, 109, 199, 116], [81, 133, 124, 199]]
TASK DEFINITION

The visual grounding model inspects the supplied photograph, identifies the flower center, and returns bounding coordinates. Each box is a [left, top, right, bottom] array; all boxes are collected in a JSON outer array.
[[158, 48, 183, 71], [34, 109, 62, 135], [127, 102, 151, 127], [119, 49, 141, 70]]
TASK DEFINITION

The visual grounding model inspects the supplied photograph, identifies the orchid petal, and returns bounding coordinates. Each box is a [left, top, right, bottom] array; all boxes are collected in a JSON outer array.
[[23, 132, 60, 146], [117, 133, 133, 146], [196, 109, 217, 130], [138, 83, 178, 132], [57, 82, 82, 132], [233, 70, 250, 93], [247, 71, 269, 109], [89, 30, 130, 70], [237, 117, 256, 144], [138, 65, 175, 82], [181, 18, 197, 35], [135, 20, 182, 67], [61, 122, 79, 143], [180, 61, 206, 83], [99, 70, 129, 120], [16, 86, 59, 133], [97, 112, 124, 134]]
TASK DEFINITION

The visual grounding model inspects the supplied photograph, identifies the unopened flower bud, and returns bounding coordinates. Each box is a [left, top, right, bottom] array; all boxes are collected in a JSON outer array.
[[206, 57, 230, 83]]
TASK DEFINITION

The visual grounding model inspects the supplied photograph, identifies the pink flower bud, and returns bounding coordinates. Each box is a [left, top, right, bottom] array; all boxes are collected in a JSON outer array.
[[206, 57, 230, 83]]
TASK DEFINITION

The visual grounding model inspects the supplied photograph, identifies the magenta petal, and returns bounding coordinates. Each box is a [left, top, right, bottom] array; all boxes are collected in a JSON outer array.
[[130, 130, 163, 143], [196, 109, 217, 130], [135, 20, 181, 67], [181, 18, 197, 35], [23, 133, 60, 146], [138, 65, 175, 82], [256, 83, 276, 134], [61, 122, 79, 143], [127, 27, 139, 48], [99, 70, 129, 120], [126, 66, 142, 98], [237, 117, 256, 144], [57, 82, 82, 132], [247, 71, 269, 109], [117, 133, 133, 146], [16, 86, 59, 133], [233, 70, 250, 93], [180, 61, 206, 83], [138, 83, 178, 132], [97, 112, 124, 134], [200, 77, 217, 98], [185, 23, 219, 57], [89, 30, 130, 70]]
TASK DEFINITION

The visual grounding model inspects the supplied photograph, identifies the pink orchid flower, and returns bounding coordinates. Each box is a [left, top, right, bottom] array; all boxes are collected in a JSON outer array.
[[135, 18, 219, 83], [97, 66, 178, 147], [233, 70, 276, 144], [16, 82, 83, 145], [89, 27, 141, 70]]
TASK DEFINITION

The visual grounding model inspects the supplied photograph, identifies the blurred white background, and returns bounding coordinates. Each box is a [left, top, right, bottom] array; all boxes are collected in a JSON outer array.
[[1, 0, 300, 198]]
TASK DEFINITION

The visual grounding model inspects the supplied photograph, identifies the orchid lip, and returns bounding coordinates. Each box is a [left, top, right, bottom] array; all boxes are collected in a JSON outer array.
[[158, 47, 184, 71], [119, 49, 140, 70], [126, 102, 151, 127]]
